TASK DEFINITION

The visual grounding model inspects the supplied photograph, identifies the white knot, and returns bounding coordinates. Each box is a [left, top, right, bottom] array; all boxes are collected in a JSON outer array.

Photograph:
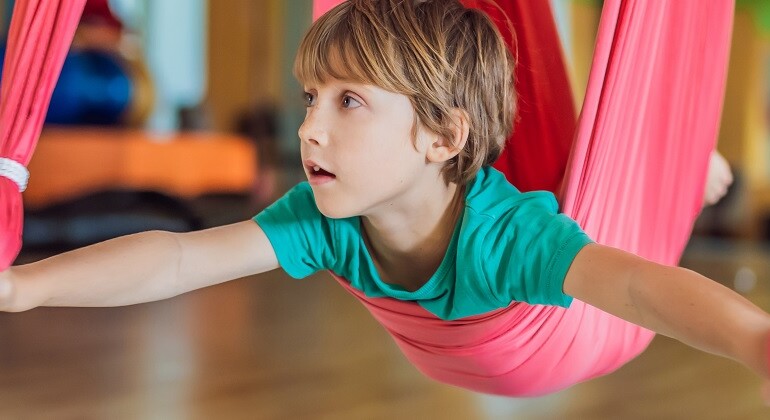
[[0, 157, 29, 192]]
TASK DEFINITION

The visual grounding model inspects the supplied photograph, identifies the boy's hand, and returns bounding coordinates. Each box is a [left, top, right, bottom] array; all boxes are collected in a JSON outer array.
[[704, 150, 733, 206]]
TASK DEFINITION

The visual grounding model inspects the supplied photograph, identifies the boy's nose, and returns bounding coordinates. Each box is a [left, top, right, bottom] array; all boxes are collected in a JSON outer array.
[[298, 113, 328, 146]]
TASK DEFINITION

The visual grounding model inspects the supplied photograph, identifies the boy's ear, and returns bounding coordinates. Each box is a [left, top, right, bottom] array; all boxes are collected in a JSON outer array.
[[426, 108, 470, 164]]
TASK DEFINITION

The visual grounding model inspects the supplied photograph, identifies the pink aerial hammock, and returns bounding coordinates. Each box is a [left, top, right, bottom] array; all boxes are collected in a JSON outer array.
[[314, 0, 733, 396], [0, 0, 86, 269]]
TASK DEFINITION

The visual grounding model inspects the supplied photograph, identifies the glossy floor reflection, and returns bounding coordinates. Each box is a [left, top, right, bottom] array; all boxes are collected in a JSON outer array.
[[2, 237, 770, 419]]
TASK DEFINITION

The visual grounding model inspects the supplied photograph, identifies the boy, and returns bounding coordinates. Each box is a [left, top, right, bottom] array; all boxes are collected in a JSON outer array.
[[1, 0, 768, 400]]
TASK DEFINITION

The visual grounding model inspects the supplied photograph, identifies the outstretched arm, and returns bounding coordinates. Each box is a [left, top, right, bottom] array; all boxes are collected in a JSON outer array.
[[0, 221, 278, 312], [564, 244, 770, 380]]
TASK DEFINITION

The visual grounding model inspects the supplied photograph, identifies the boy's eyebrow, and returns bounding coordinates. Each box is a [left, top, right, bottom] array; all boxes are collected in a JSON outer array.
[[308, 80, 376, 95], [346, 84, 374, 94], [339, 81, 381, 94]]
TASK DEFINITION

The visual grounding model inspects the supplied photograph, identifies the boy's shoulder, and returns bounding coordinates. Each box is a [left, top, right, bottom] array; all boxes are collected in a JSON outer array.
[[455, 167, 588, 311]]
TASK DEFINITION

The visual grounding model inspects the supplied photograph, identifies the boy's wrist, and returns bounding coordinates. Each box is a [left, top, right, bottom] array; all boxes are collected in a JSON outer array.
[[0, 267, 40, 312], [0, 267, 18, 311]]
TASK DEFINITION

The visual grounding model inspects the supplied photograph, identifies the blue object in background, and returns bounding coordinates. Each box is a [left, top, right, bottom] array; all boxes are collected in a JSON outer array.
[[47, 49, 133, 125], [0, 45, 132, 125]]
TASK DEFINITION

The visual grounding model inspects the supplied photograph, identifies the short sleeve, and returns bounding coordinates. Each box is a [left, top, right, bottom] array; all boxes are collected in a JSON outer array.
[[253, 183, 337, 278], [481, 193, 592, 307]]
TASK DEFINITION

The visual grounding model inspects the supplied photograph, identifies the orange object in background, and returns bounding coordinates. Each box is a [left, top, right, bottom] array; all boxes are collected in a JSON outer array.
[[24, 127, 258, 209]]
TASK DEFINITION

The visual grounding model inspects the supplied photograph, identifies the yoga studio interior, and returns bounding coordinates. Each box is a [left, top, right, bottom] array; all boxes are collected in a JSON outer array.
[[2, 0, 770, 419]]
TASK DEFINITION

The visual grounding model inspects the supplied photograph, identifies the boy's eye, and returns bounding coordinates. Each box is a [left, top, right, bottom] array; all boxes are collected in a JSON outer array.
[[303, 92, 315, 107], [342, 95, 362, 109]]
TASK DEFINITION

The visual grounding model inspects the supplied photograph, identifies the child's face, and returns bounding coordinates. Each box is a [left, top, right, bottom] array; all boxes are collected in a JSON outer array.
[[299, 78, 439, 219]]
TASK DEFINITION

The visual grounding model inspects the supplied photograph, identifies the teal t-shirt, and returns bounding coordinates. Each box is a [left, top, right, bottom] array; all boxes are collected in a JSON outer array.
[[254, 166, 593, 321]]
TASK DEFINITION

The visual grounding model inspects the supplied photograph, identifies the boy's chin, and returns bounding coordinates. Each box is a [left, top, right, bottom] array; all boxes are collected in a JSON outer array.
[[314, 199, 358, 220]]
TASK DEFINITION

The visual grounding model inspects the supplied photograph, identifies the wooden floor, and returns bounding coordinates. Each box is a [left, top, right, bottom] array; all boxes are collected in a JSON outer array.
[[3, 236, 770, 419]]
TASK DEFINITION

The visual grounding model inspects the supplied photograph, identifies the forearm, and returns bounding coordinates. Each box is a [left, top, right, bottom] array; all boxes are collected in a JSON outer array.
[[626, 262, 770, 376], [566, 244, 770, 378], [8, 230, 183, 311]]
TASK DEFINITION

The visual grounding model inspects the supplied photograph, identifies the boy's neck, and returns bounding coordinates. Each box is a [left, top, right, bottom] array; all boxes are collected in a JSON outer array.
[[361, 181, 465, 291]]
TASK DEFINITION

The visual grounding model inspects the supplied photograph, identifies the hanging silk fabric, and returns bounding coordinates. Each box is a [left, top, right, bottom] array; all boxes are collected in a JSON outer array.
[[0, 0, 87, 269], [327, 0, 734, 396], [562, 0, 732, 264], [468, 0, 576, 195]]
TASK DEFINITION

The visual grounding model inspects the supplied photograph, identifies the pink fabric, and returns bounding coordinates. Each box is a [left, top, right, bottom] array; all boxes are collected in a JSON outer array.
[[0, 0, 86, 269], [312, 0, 732, 396], [561, 0, 733, 264], [333, 274, 651, 396], [313, 0, 342, 21]]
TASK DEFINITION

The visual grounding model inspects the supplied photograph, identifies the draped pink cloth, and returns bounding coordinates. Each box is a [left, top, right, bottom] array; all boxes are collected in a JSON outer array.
[[0, 0, 86, 269], [332, 273, 652, 396], [317, 0, 733, 395], [561, 0, 733, 264]]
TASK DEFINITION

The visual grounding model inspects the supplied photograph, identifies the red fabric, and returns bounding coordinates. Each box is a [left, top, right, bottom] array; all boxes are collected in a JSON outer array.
[[465, 0, 576, 194], [0, 0, 86, 268], [81, 0, 122, 29]]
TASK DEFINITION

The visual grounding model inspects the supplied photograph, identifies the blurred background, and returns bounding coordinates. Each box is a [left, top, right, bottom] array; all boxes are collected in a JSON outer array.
[[2, 0, 770, 418]]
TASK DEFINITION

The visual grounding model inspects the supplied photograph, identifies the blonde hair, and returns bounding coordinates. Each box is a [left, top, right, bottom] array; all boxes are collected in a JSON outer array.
[[294, 0, 516, 185]]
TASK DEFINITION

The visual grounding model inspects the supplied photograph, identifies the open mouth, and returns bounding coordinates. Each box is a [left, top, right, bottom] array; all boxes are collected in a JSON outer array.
[[311, 165, 335, 178], [305, 161, 337, 185]]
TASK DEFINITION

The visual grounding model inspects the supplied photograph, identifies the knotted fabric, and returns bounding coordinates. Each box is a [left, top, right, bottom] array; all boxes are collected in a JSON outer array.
[[0, 0, 87, 269]]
